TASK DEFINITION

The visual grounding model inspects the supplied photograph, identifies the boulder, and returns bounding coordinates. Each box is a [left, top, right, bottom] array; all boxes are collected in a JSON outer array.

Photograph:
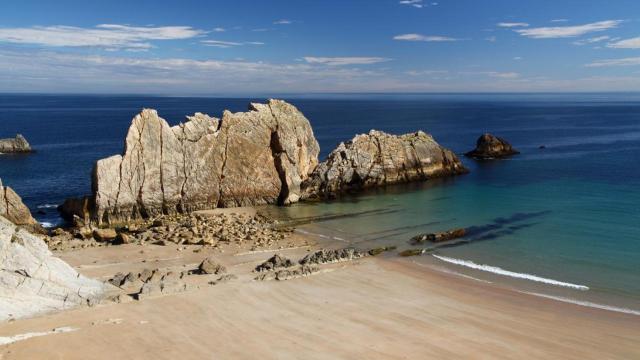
[[197, 257, 226, 275], [0, 178, 43, 233], [61, 100, 320, 226], [0, 134, 32, 153], [0, 216, 105, 321], [465, 133, 519, 159], [255, 254, 295, 272], [92, 228, 117, 242], [301, 130, 468, 199]]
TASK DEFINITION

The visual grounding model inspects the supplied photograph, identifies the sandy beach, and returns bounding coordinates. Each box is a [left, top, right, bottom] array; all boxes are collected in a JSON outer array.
[[1, 232, 638, 360]]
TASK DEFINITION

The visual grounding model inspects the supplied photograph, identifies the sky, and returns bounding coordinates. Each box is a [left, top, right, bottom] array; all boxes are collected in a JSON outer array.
[[1, 0, 640, 94]]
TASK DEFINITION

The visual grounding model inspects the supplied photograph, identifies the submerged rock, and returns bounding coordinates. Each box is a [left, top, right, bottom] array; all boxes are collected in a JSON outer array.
[[0, 134, 32, 153], [465, 133, 519, 159], [410, 228, 466, 244], [301, 130, 468, 199], [0, 216, 105, 321]]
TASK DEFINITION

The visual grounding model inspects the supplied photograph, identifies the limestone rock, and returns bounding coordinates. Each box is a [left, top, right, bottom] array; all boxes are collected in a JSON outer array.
[[197, 257, 226, 275], [465, 133, 519, 159], [255, 254, 295, 272], [61, 100, 319, 226], [0, 134, 32, 153], [301, 130, 468, 199], [92, 228, 117, 242], [298, 248, 368, 266], [0, 216, 105, 321], [0, 178, 42, 233]]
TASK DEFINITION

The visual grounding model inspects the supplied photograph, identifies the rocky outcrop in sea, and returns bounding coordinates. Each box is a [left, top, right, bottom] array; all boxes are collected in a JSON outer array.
[[301, 130, 468, 199], [0, 134, 32, 153], [0, 188, 105, 321], [465, 133, 519, 159], [61, 100, 466, 226]]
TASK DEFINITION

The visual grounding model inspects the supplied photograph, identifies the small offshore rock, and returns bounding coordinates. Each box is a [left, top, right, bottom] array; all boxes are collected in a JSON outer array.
[[368, 246, 397, 256], [399, 249, 427, 257], [0, 134, 32, 153], [465, 133, 519, 159]]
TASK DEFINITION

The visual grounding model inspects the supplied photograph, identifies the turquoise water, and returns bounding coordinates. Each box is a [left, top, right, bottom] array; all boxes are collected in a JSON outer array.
[[1, 93, 639, 312]]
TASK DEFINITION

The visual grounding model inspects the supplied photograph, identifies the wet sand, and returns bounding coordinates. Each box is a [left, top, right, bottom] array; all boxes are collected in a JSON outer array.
[[0, 238, 638, 360]]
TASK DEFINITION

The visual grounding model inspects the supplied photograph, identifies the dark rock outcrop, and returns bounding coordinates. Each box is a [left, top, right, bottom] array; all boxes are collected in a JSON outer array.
[[410, 228, 466, 244], [0, 134, 32, 153], [255, 254, 295, 272], [465, 133, 519, 159], [298, 248, 368, 265], [301, 130, 468, 200]]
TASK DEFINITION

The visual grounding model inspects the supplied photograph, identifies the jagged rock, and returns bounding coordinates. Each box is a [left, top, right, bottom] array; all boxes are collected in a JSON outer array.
[[196, 257, 226, 275], [0, 134, 32, 153], [465, 133, 519, 159], [255, 254, 294, 272], [368, 246, 397, 256], [60, 100, 319, 226], [299, 248, 368, 266], [254, 265, 319, 281], [410, 228, 466, 244], [301, 130, 468, 199], [0, 216, 105, 321], [0, 178, 43, 233]]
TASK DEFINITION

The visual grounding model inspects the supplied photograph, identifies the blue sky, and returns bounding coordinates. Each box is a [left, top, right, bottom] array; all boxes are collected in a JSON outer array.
[[1, 0, 640, 94]]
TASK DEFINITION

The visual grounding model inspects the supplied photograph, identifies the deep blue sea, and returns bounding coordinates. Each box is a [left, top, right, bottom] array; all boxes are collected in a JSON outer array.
[[1, 93, 639, 313]]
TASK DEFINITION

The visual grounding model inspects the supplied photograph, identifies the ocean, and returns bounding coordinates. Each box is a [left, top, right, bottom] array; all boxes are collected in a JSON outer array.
[[1, 93, 639, 314]]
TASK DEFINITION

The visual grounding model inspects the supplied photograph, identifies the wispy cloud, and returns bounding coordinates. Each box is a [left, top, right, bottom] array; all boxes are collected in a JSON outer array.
[[393, 34, 458, 42], [497, 22, 529, 28], [485, 36, 497, 42], [0, 24, 204, 50], [515, 20, 622, 39], [406, 70, 448, 76], [551, 19, 569, 23], [201, 39, 264, 48], [573, 35, 610, 46], [273, 19, 292, 25], [212, 27, 226, 32], [607, 37, 640, 49], [399, 0, 438, 8], [303, 56, 390, 66], [586, 57, 640, 67]]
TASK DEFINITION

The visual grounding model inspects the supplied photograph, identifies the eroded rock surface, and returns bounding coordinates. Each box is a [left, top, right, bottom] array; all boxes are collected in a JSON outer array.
[[61, 100, 319, 226], [0, 178, 42, 233], [0, 216, 105, 321], [299, 248, 368, 266], [0, 134, 31, 153], [301, 130, 468, 199], [465, 133, 519, 159]]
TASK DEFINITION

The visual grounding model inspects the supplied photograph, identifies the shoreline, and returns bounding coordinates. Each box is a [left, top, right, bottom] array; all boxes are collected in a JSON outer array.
[[1, 228, 639, 359]]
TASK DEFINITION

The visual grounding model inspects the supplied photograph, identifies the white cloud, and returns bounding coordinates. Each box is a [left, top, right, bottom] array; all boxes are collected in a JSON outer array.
[[393, 34, 458, 42], [212, 27, 226, 32], [201, 39, 265, 48], [573, 35, 610, 46], [515, 20, 622, 39], [586, 57, 640, 67], [406, 70, 448, 76], [551, 19, 569, 23], [0, 24, 204, 50], [497, 22, 529, 28], [607, 37, 640, 49], [303, 56, 390, 66], [488, 71, 520, 79], [513, 56, 523, 60], [273, 19, 292, 25], [485, 36, 497, 42]]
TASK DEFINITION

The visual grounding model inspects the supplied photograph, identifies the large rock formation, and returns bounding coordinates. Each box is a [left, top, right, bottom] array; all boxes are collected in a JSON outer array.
[[0, 178, 42, 233], [1, 209, 104, 321], [61, 100, 320, 226], [465, 133, 519, 159], [0, 134, 32, 153], [300, 130, 468, 199]]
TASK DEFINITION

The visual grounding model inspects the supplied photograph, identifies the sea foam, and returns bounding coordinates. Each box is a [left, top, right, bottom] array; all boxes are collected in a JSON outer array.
[[432, 254, 589, 291], [520, 291, 640, 316]]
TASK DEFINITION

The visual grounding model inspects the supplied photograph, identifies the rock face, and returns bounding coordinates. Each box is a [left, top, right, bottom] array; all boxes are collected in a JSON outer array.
[[0, 216, 105, 321], [61, 100, 467, 226], [300, 130, 468, 199], [61, 100, 320, 226], [0, 134, 32, 153], [465, 133, 519, 159], [0, 178, 42, 233]]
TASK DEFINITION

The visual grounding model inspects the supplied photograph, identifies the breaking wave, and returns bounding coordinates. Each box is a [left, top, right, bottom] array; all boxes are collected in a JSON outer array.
[[432, 255, 589, 291]]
